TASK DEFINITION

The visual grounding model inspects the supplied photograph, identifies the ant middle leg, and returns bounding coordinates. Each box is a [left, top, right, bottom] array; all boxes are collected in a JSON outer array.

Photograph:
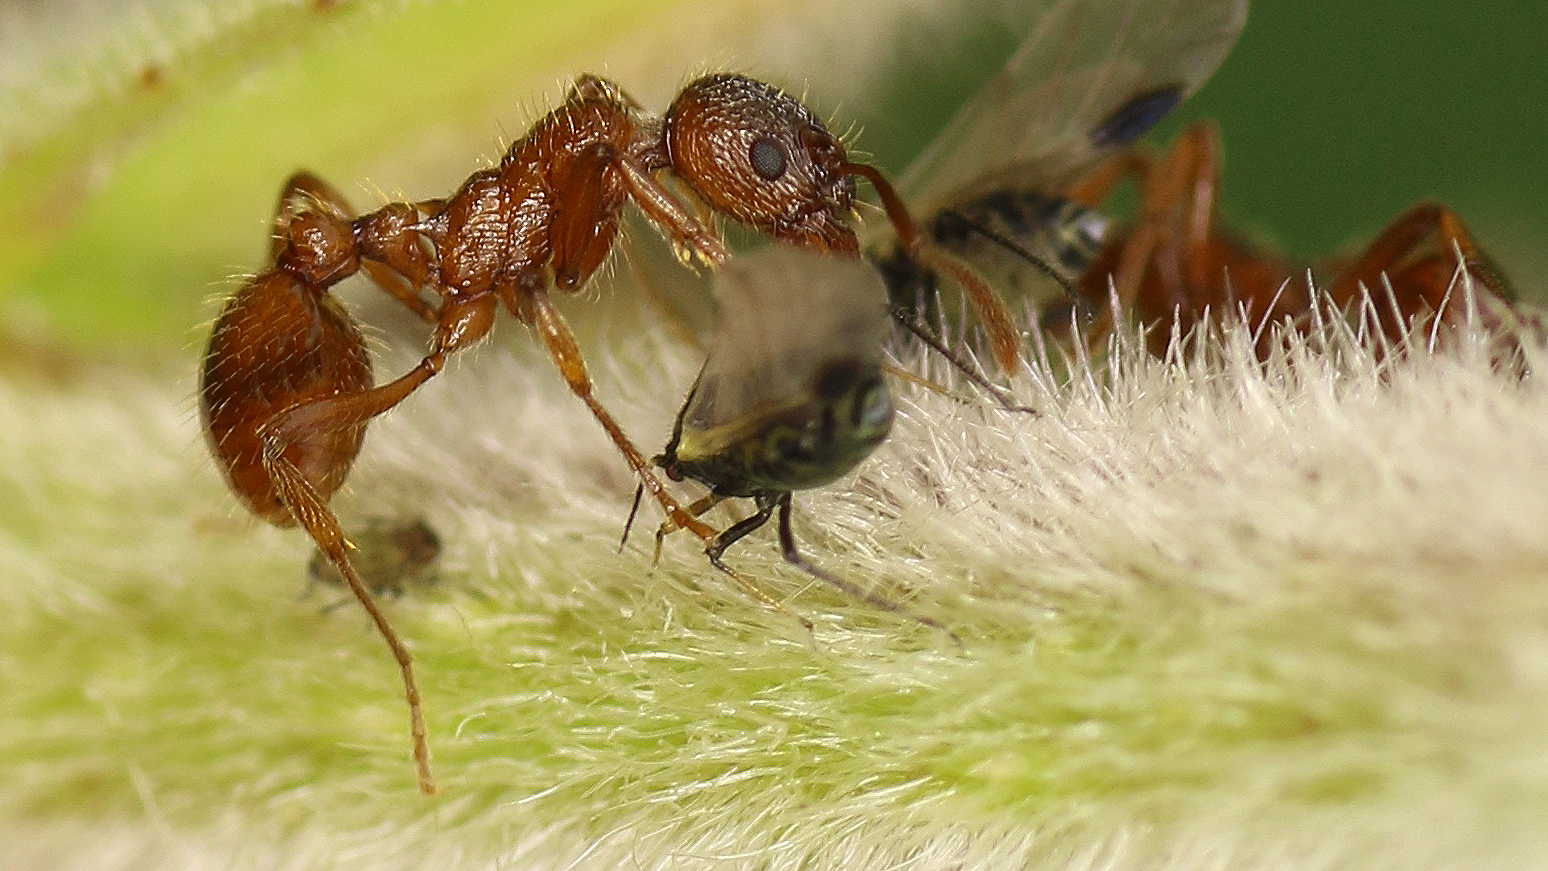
[[513, 286, 720, 544]]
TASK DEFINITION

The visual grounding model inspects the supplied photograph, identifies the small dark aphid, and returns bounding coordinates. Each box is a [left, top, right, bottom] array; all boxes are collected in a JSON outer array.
[[642, 247, 951, 638], [308, 516, 442, 600]]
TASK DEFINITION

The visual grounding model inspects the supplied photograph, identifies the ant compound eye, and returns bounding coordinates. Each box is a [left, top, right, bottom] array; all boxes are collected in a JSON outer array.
[[749, 136, 787, 181]]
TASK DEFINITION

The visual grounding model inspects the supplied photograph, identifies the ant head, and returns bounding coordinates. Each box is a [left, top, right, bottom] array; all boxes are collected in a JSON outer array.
[[665, 74, 857, 253], [277, 210, 360, 286]]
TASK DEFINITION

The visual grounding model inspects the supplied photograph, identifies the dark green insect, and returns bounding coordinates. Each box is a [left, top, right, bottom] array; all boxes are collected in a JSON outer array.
[[636, 247, 949, 636]]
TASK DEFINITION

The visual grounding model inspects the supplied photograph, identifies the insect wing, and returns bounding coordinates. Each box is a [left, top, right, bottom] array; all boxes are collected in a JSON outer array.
[[899, 0, 1249, 217], [679, 248, 891, 458]]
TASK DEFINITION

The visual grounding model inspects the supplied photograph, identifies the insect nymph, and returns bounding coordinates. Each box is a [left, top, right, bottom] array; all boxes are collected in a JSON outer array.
[[646, 247, 948, 636]]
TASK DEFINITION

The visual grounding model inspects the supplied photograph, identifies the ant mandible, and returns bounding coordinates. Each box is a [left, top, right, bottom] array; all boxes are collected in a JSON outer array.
[[199, 72, 982, 795]]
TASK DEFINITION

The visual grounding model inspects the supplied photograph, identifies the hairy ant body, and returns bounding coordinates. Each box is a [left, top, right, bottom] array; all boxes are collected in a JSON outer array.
[[200, 72, 983, 794]]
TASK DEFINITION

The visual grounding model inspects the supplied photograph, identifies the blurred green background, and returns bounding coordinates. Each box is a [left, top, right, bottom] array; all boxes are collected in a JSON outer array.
[[1172, 2, 1547, 289], [0, 0, 1543, 352]]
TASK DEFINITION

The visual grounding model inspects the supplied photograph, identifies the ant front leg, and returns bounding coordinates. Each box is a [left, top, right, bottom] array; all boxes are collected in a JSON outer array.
[[513, 286, 721, 544], [615, 153, 730, 269], [649, 493, 726, 565]]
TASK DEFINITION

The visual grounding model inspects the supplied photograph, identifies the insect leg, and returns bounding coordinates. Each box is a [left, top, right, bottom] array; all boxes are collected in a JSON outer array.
[[615, 153, 730, 268], [261, 450, 436, 795], [773, 494, 958, 643], [844, 160, 1023, 374], [256, 294, 498, 796], [703, 498, 813, 632], [518, 287, 720, 543], [1329, 202, 1516, 345], [1063, 149, 1152, 210], [888, 304, 1037, 414], [651, 493, 726, 565]]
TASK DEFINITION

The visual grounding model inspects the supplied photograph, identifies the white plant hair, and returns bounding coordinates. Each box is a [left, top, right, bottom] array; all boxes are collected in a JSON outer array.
[[3, 258, 1547, 870]]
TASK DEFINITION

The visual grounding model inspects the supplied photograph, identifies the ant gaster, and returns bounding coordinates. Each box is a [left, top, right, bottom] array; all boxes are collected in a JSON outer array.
[[199, 73, 992, 795]]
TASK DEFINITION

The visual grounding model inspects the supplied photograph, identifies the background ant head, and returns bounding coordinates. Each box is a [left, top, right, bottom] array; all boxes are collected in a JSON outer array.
[[664, 74, 857, 253]]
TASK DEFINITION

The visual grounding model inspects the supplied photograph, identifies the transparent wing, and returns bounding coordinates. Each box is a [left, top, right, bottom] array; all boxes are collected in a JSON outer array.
[[682, 247, 890, 441], [899, 0, 1249, 217]]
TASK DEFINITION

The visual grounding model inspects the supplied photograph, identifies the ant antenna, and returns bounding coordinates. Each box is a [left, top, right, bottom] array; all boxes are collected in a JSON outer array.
[[887, 305, 1037, 414]]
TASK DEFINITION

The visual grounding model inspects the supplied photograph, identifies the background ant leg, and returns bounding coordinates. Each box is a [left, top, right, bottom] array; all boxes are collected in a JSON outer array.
[[1163, 122, 1223, 294], [1063, 149, 1153, 210], [1124, 133, 1210, 322], [1329, 203, 1516, 341], [515, 287, 720, 543], [1080, 123, 1207, 350], [702, 498, 813, 633], [772, 494, 958, 643]]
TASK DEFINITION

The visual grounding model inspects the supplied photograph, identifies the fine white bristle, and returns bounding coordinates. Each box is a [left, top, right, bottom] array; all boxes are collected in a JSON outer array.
[[5, 265, 1548, 870]]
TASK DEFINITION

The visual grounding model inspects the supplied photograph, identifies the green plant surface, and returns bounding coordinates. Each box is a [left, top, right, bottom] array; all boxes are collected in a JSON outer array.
[[3, 2, 1548, 869]]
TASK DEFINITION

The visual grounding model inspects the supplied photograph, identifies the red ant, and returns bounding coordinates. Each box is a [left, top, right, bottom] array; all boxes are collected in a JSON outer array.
[[1057, 121, 1521, 358], [199, 73, 999, 795]]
